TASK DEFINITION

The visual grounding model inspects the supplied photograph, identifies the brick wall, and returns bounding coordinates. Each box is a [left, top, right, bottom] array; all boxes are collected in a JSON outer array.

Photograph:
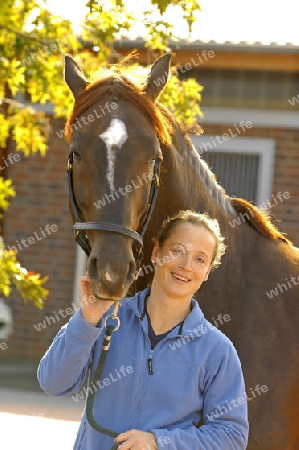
[[1, 118, 298, 362]]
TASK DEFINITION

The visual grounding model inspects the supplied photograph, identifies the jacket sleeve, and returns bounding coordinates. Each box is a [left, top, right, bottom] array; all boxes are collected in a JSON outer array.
[[37, 309, 104, 397], [150, 342, 249, 450]]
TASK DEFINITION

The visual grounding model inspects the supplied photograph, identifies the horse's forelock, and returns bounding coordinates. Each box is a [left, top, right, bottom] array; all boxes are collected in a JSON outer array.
[[64, 74, 173, 146]]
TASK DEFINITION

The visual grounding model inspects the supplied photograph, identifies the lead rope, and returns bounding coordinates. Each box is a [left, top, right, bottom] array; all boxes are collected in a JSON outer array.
[[86, 302, 122, 450]]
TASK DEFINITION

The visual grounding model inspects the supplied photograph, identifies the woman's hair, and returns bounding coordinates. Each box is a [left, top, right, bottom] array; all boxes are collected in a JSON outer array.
[[154, 210, 226, 268]]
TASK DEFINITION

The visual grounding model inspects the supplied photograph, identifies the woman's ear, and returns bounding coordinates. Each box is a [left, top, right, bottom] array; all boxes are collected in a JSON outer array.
[[151, 241, 160, 263]]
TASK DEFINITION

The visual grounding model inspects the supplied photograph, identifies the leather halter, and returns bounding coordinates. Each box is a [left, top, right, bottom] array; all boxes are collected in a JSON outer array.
[[67, 151, 161, 278]]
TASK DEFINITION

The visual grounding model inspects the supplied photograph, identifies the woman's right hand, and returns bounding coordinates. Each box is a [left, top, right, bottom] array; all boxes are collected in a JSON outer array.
[[80, 273, 114, 326]]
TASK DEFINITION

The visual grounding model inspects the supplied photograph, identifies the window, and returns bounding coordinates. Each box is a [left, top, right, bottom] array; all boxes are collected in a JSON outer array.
[[191, 136, 275, 206], [182, 69, 299, 110]]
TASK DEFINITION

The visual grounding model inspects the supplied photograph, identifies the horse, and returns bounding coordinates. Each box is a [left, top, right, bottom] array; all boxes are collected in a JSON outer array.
[[64, 53, 299, 449]]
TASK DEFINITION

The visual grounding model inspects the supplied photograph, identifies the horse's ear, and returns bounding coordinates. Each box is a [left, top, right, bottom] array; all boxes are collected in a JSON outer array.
[[144, 53, 172, 101], [64, 55, 89, 99]]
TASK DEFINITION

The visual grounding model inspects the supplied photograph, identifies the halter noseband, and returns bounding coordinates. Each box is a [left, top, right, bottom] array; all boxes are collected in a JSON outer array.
[[66, 151, 161, 278]]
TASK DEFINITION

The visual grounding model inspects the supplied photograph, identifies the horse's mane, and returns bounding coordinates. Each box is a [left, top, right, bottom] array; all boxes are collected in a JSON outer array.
[[231, 197, 292, 244], [65, 68, 173, 146]]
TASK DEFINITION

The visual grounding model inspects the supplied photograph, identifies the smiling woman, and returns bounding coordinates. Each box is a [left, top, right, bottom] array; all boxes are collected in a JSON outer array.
[[148, 212, 225, 319], [38, 209, 249, 450]]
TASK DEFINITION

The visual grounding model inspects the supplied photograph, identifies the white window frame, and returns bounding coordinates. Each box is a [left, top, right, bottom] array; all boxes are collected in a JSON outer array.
[[191, 136, 276, 206], [199, 107, 299, 129]]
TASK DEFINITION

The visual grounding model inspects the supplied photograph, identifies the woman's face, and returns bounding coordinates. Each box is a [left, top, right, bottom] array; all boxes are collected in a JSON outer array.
[[151, 222, 216, 301]]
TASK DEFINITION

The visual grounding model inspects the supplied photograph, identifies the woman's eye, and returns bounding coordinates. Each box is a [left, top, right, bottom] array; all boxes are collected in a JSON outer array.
[[172, 248, 184, 256], [195, 256, 205, 263]]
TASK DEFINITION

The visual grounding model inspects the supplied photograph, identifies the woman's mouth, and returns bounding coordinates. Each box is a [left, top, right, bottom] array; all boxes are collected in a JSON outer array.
[[171, 272, 190, 283]]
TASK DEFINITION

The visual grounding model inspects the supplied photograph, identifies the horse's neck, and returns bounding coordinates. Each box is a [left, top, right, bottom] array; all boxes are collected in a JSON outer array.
[[165, 133, 236, 223]]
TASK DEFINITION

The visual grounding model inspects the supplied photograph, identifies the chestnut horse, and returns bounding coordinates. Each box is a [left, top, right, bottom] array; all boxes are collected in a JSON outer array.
[[64, 53, 299, 449]]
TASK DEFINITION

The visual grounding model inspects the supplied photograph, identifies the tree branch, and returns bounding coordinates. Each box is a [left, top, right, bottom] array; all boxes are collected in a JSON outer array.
[[0, 25, 64, 53]]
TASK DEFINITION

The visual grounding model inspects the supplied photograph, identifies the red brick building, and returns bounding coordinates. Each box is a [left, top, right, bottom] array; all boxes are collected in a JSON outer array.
[[2, 39, 299, 362]]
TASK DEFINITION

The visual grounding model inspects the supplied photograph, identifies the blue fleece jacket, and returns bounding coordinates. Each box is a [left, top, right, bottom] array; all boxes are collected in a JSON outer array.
[[38, 288, 248, 449]]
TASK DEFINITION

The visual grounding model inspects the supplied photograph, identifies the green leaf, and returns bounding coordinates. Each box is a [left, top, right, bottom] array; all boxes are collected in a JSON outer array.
[[0, 237, 48, 307], [0, 178, 16, 214], [10, 107, 51, 156], [0, 114, 10, 147]]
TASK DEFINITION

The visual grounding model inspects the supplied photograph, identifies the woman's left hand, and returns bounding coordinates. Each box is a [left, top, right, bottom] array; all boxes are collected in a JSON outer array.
[[115, 429, 158, 449]]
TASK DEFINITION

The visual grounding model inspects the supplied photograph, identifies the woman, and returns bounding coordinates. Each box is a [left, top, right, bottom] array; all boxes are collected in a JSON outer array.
[[38, 210, 249, 449]]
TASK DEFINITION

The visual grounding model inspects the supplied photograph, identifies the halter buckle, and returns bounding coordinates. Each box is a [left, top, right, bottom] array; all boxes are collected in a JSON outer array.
[[67, 153, 73, 172], [103, 301, 121, 332], [102, 301, 121, 350]]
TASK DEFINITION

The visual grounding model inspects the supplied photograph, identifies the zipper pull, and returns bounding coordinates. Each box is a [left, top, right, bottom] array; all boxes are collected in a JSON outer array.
[[147, 358, 153, 375]]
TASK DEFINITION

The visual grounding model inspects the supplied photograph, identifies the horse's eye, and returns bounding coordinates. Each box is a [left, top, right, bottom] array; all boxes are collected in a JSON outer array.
[[73, 151, 82, 162]]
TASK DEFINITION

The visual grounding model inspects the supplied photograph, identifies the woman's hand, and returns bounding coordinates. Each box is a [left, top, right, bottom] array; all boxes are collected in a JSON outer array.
[[115, 429, 158, 449], [80, 273, 114, 326]]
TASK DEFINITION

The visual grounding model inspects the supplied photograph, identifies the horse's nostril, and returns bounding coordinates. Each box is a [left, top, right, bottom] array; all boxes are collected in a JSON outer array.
[[126, 259, 136, 285], [88, 255, 98, 282]]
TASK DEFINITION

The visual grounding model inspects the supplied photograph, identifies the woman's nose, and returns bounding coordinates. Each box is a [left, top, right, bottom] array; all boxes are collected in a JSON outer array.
[[178, 254, 193, 271]]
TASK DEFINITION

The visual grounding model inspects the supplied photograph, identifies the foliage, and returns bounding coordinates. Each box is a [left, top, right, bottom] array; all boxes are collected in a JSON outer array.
[[0, 178, 16, 216], [0, 238, 48, 307], [144, 0, 201, 50], [159, 70, 203, 124], [82, 0, 134, 61], [0, 0, 202, 307]]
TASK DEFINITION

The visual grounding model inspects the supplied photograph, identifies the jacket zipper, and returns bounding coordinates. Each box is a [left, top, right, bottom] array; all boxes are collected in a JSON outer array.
[[147, 357, 153, 375], [147, 349, 154, 375]]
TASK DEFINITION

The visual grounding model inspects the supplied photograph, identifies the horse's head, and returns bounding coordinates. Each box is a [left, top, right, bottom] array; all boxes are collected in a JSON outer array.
[[64, 54, 172, 300]]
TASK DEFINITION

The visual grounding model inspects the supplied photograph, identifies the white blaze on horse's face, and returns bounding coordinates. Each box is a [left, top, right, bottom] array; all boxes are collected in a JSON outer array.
[[99, 119, 128, 192]]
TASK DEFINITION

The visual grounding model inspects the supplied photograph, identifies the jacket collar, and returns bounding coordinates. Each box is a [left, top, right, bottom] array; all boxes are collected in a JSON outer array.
[[125, 288, 207, 339]]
